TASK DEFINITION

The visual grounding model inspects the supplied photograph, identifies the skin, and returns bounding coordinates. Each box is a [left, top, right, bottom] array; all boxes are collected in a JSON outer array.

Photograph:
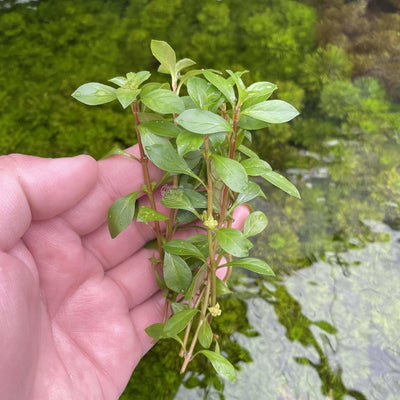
[[0, 146, 249, 400]]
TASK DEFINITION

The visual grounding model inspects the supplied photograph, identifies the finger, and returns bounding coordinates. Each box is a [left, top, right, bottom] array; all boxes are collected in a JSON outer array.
[[82, 186, 169, 269], [106, 248, 160, 310], [129, 291, 166, 364], [0, 154, 97, 251], [61, 145, 162, 236]]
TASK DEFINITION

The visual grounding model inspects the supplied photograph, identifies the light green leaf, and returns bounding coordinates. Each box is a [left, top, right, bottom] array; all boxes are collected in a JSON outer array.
[[241, 100, 299, 124], [237, 145, 259, 159], [177, 130, 204, 155], [141, 89, 185, 114], [170, 302, 189, 314], [126, 71, 151, 88], [216, 277, 231, 296], [198, 319, 213, 349], [161, 188, 200, 216], [184, 265, 207, 301], [243, 211, 268, 237], [226, 69, 248, 105], [237, 114, 270, 130], [145, 323, 165, 340], [212, 154, 248, 193], [262, 171, 301, 199], [176, 58, 196, 72], [71, 82, 117, 105], [225, 258, 274, 276], [183, 188, 208, 209], [109, 76, 127, 87], [202, 69, 236, 107], [107, 192, 139, 238], [242, 81, 277, 108], [116, 88, 141, 109], [163, 252, 193, 294], [187, 77, 212, 110], [198, 350, 236, 381], [136, 205, 169, 222], [232, 181, 266, 208], [140, 120, 183, 138], [216, 228, 253, 257], [143, 141, 196, 178], [163, 308, 198, 337], [100, 145, 137, 160], [241, 158, 272, 176], [151, 40, 176, 76], [176, 109, 233, 134], [163, 239, 205, 261]]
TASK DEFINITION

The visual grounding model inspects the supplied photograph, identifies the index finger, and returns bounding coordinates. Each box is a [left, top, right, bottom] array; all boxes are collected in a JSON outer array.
[[61, 145, 163, 235]]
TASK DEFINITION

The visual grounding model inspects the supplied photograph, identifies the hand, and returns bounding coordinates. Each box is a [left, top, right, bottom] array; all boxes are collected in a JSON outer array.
[[0, 147, 249, 400]]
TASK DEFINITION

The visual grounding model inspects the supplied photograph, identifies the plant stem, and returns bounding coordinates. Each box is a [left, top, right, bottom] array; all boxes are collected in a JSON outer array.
[[219, 105, 241, 227], [180, 279, 211, 374], [131, 100, 164, 260], [204, 135, 218, 307]]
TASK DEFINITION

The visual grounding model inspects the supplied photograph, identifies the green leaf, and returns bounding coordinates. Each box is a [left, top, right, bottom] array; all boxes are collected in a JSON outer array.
[[126, 71, 151, 88], [141, 89, 185, 114], [216, 277, 231, 296], [163, 308, 198, 337], [198, 319, 213, 349], [241, 158, 272, 176], [151, 40, 176, 76], [240, 100, 299, 124], [116, 88, 141, 109], [183, 188, 208, 208], [242, 81, 277, 108], [237, 114, 270, 130], [202, 69, 236, 107], [225, 258, 274, 276], [262, 171, 301, 199], [176, 109, 233, 134], [184, 265, 207, 301], [170, 302, 189, 314], [226, 69, 248, 105], [107, 192, 139, 238], [216, 228, 253, 257], [198, 350, 236, 381], [232, 181, 266, 208], [163, 252, 193, 294], [136, 205, 169, 222], [243, 211, 268, 237], [176, 58, 196, 72], [161, 188, 200, 216], [177, 130, 204, 155], [143, 141, 196, 178], [163, 239, 205, 261], [212, 154, 248, 193], [187, 77, 215, 110], [71, 82, 117, 105], [109, 76, 128, 87], [140, 120, 183, 138], [145, 323, 165, 340], [237, 145, 259, 159], [100, 145, 137, 160]]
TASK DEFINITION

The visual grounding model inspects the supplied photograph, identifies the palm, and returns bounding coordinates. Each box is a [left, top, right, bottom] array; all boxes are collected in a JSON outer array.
[[0, 150, 164, 400]]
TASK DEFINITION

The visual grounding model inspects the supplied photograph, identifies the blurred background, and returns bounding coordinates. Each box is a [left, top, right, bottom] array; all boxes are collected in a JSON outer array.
[[1, 0, 399, 398]]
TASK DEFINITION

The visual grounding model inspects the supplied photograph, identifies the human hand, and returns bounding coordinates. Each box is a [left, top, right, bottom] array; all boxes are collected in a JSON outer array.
[[0, 147, 249, 400]]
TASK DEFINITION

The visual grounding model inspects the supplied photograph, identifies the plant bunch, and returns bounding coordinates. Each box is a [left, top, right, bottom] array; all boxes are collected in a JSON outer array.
[[72, 40, 300, 381]]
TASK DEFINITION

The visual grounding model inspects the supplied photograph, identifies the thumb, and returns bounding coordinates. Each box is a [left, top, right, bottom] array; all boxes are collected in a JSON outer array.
[[0, 154, 98, 250]]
